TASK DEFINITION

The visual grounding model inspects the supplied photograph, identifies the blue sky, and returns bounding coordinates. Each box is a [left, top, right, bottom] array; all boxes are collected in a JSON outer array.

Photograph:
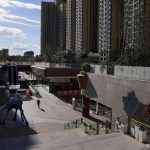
[[0, 0, 53, 56]]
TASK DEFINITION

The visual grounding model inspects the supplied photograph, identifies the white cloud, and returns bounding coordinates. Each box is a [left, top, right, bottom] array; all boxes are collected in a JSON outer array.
[[10, 42, 40, 55], [0, 8, 40, 26], [0, 0, 40, 9], [0, 26, 26, 38], [0, 8, 9, 14], [0, 0, 13, 8], [9, 1, 41, 9]]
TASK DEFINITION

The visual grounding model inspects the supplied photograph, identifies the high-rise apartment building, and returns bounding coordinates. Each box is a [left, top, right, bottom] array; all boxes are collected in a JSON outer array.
[[41, 1, 57, 58], [75, 0, 82, 57], [123, 0, 150, 51], [56, 0, 66, 51], [66, 0, 76, 52], [82, 0, 98, 53], [98, 0, 122, 62], [75, 0, 98, 62]]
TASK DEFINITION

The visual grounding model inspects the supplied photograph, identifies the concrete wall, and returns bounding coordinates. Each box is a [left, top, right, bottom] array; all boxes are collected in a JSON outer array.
[[114, 66, 150, 81], [34, 62, 50, 68], [85, 73, 150, 120], [91, 65, 107, 75]]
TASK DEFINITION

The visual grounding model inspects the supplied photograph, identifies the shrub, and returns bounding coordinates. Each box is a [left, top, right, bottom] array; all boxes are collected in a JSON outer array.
[[81, 63, 92, 72]]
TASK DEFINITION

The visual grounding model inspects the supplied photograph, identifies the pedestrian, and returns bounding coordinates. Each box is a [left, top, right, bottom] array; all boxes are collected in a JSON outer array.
[[37, 99, 40, 108]]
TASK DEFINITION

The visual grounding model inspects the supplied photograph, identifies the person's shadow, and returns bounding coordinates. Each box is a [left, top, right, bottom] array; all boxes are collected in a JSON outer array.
[[40, 108, 45, 112]]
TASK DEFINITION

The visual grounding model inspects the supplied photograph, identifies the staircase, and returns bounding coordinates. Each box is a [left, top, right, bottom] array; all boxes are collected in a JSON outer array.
[[0, 128, 144, 150]]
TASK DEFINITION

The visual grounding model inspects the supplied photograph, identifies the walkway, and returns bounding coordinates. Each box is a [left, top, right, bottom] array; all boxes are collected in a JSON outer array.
[[0, 83, 147, 150], [22, 86, 81, 125]]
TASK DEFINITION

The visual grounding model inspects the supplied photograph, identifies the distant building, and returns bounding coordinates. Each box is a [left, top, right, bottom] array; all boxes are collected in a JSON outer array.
[[75, 0, 98, 63], [98, 0, 122, 62], [66, 0, 76, 52], [0, 49, 9, 59], [56, 0, 67, 52], [41, 1, 57, 59], [123, 0, 150, 51], [24, 51, 34, 57], [24, 51, 34, 62]]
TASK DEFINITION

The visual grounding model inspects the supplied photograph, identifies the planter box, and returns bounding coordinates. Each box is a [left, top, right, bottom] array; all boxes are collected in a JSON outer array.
[[123, 124, 128, 134], [81, 125, 85, 132], [121, 123, 125, 133], [139, 130, 147, 143], [135, 126, 139, 140], [131, 127, 135, 137], [115, 120, 119, 125], [118, 124, 121, 129], [81, 124, 88, 133]]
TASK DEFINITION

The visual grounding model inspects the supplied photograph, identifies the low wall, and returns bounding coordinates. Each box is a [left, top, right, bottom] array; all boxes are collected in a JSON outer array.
[[91, 64, 107, 75], [34, 62, 55, 68], [114, 66, 150, 81], [85, 73, 150, 120]]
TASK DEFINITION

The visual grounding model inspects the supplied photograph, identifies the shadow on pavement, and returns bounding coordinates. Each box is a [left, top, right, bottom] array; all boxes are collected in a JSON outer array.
[[0, 107, 39, 150], [40, 108, 45, 112]]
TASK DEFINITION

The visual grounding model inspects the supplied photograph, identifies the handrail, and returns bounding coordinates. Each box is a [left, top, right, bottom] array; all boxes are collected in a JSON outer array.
[[64, 118, 83, 130], [131, 118, 150, 129], [64, 118, 100, 135]]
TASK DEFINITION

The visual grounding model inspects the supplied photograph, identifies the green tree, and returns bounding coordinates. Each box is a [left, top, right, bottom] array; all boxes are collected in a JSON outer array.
[[81, 49, 90, 63], [44, 48, 51, 62], [0, 54, 3, 62], [81, 62, 92, 72], [116, 14, 150, 66]]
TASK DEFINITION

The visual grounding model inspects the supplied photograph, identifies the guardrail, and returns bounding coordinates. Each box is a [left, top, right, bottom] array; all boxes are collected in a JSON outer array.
[[64, 118, 103, 135], [113, 116, 150, 143], [29, 84, 40, 97], [64, 116, 150, 143], [64, 118, 83, 130], [81, 119, 99, 135]]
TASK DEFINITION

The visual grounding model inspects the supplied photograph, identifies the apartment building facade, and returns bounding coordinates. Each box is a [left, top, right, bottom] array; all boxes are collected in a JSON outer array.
[[0, 49, 9, 58], [75, 0, 98, 63], [66, 0, 76, 52], [41, 2, 57, 58], [123, 0, 150, 51], [56, 0, 66, 52], [67, 0, 123, 63], [98, 0, 122, 62]]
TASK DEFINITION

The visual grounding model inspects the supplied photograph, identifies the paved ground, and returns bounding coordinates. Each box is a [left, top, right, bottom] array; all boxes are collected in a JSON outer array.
[[0, 73, 148, 149], [23, 86, 81, 125], [0, 83, 82, 138]]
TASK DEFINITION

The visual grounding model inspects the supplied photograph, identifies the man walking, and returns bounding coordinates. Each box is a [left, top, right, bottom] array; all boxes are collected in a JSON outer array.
[[37, 99, 40, 108]]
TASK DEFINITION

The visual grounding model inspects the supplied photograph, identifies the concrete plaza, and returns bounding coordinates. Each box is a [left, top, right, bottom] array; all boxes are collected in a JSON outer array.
[[0, 85, 147, 150]]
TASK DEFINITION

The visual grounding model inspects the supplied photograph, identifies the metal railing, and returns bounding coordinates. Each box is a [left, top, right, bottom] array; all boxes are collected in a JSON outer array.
[[64, 116, 150, 143], [112, 116, 150, 143], [64, 118, 106, 135], [81, 119, 99, 135], [64, 118, 83, 130]]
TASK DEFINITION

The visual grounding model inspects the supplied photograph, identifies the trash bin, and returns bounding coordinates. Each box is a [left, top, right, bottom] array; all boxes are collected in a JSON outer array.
[[72, 98, 76, 110]]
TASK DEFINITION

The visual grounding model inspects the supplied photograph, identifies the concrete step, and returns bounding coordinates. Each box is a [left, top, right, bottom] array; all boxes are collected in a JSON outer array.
[[0, 122, 64, 138], [0, 128, 87, 150], [29, 133, 144, 150], [28, 132, 119, 150]]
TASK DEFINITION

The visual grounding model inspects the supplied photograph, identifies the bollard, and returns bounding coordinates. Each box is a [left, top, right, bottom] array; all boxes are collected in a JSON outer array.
[[72, 98, 76, 110]]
